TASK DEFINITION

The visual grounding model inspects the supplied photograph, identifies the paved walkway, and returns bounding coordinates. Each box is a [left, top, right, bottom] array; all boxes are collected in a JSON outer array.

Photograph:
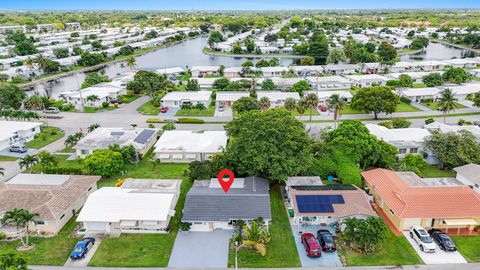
[[410, 101, 432, 111]]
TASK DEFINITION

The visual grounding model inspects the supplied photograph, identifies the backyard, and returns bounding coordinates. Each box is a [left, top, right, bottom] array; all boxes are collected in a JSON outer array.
[[227, 186, 301, 268], [25, 126, 64, 149]]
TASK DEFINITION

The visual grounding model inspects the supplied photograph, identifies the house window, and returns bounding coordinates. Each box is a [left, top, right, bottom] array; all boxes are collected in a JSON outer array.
[[174, 101, 178, 106], [410, 148, 418, 154], [193, 222, 203, 225], [398, 148, 407, 154], [36, 220, 45, 225]]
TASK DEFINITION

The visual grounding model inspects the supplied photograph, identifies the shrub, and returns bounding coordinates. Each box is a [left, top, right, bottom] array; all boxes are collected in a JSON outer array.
[[177, 118, 204, 124], [101, 101, 109, 108], [399, 96, 412, 104], [44, 166, 84, 175], [391, 118, 412, 128], [180, 222, 191, 231], [180, 103, 193, 110], [377, 121, 394, 129], [152, 100, 161, 107], [336, 162, 362, 186], [61, 103, 74, 111], [425, 118, 435, 125], [146, 118, 164, 123]]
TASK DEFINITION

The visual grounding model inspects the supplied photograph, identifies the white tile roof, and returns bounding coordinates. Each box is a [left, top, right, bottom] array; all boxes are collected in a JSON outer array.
[[366, 124, 431, 144], [216, 91, 250, 102], [398, 87, 442, 97], [161, 91, 211, 101], [154, 130, 227, 153], [256, 91, 301, 101]]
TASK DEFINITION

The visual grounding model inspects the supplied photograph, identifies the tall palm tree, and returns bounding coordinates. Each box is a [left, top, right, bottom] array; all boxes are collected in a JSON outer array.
[[86, 95, 100, 106], [437, 88, 458, 123], [24, 57, 35, 76], [1, 209, 38, 247], [242, 221, 271, 256], [34, 54, 48, 73], [18, 209, 39, 247], [87, 123, 101, 133], [24, 95, 44, 111], [19, 155, 39, 171], [296, 99, 307, 120], [259, 97, 270, 111], [327, 94, 347, 128], [304, 93, 319, 122], [125, 56, 136, 71], [284, 98, 297, 112]]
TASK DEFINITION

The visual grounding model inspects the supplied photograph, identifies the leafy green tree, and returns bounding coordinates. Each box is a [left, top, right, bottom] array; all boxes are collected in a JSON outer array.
[[307, 37, 330, 64], [300, 56, 315, 66], [225, 109, 312, 181], [411, 37, 430, 50], [81, 72, 110, 88], [351, 86, 399, 119], [244, 38, 256, 53], [342, 217, 387, 254], [291, 80, 310, 96], [232, 97, 260, 114], [64, 132, 84, 148], [84, 149, 125, 177], [378, 41, 397, 64], [119, 45, 135, 56], [125, 56, 136, 71], [127, 70, 173, 97], [0, 251, 28, 270], [37, 151, 58, 169], [19, 155, 38, 170], [260, 79, 276, 90], [0, 83, 26, 110], [264, 33, 278, 43], [208, 31, 224, 48], [14, 39, 37, 56], [72, 45, 84, 56], [437, 88, 458, 123], [422, 73, 443, 87], [326, 48, 347, 64], [212, 78, 230, 90], [296, 99, 307, 120], [258, 97, 271, 111], [53, 48, 69, 59], [145, 30, 158, 40], [24, 95, 45, 111], [77, 52, 106, 67], [442, 67, 470, 84], [397, 153, 428, 174], [425, 131, 480, 169], [232, 43, 242, 54], [87, 123, 101, 133], [284, 98, 297, 112], [186, 79, 200, 91], [397, 74, 414, 87]]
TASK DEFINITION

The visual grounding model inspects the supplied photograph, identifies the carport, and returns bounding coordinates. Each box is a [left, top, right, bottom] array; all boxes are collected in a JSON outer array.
[[443, 219, 478, 235]]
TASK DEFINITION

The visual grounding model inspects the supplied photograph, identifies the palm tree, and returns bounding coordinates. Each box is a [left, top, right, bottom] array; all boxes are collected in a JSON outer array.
[[304, 93, 319, 122], [125, 56, 136, 71], [86, 95, 100, 106], [242, 221, 271, 256], [87, 123, 101, 133], [18, 210, 39, 247], [24, 95, 44, 111], [327, 94, 347, 128], [296, 99, 307, 120], [259, 97, 270, 111], [1, 209, 38, 248], [34, 54, 48, 73], [19, 155, 39, 171], [24, 57, 35, 76], [284, 98, 297, 112], [437, 88, 458, 123]]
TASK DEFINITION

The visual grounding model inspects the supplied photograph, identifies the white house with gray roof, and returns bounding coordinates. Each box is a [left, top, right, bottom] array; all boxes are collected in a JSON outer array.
[[182, 176, 271, 231], [454, 164, 480, 193]]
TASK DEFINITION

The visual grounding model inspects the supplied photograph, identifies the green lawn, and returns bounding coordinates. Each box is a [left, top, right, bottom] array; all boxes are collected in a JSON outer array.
[[25, 126, 64, 149], [0, 216, 80, 265], [29, 154, 85, 174], [227, 186, 301, 268], [340, 228, 422, 266], [83, 106, 115, 113], [292, 108, 320, 116], [341, 106, 364, 115], [88, 174, 193, 266], [175, 106, 215, 117], [417, 165, 456, 178], [421, 101, 467, 110], [137, 100, 161, 115], [412, 83, 427, 88], [119, 95, 141, 103], [452, 235, 480, 262], [395, 102, 421, 112], [0, 155, 18, 161]]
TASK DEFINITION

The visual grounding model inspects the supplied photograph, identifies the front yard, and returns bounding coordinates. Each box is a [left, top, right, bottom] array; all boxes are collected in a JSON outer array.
[[452, 235, 480, 262], [137, 100, 161, 115], [339, 228, 423, 266], [341, 102, 420, 115], [26, 126, 64, 149], [421, 101, 467, 110], [0, 216, 80, 265], [227, 186, 301, 268], [175, 106, 215, 117]]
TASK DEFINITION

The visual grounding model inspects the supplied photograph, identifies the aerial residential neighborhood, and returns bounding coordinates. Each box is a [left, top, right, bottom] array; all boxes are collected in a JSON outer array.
[[1, 1, 480, 270]]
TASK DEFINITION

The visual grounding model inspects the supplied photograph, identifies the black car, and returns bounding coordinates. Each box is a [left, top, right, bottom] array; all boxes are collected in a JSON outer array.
[[428, 229, 457, 251], [316, 229, 336, 252], [110, 98, 123, 104]]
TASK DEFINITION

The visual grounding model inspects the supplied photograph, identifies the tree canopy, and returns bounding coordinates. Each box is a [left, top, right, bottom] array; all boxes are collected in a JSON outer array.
[[351, 86, 399, 119]]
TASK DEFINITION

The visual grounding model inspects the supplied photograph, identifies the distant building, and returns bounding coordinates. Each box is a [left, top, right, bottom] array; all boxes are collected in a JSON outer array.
[[0, 121, 42, 151]]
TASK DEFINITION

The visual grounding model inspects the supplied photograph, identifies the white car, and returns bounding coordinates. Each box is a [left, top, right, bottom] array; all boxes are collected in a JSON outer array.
[[410, 226, 436, 253]]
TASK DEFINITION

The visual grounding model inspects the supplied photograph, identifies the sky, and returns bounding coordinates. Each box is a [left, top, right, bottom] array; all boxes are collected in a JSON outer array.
[[2, 0, 480, 11]]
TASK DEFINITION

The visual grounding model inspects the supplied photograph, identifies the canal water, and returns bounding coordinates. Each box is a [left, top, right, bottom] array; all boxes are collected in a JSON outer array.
[[32, 37, 477, 98]]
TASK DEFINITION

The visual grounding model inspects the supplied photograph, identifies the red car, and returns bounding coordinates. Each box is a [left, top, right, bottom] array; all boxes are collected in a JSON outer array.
[[160, 107, 168, 113], [301, 233, 322, 257], [318, 106, 328, 112]]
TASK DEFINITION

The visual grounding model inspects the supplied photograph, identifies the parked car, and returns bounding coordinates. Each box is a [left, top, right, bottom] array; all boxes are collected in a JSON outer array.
[[316, 229, 336, 252], [70, 238, 95, 260], [9, 145, 28, 153], [301, 233, 322, 257], [160, 107, 169, 113], [110, 98, 123, 104], [410, 226, 436, 253], [318, 105, 328, 112], [218, 104, 225, 112], [474, 121, 480, 127], [44, 107, 60, 114], [428, 229, 457, 251]]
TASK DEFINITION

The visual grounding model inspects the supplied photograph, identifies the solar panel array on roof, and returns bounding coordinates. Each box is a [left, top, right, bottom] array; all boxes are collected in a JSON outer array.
[[296, 195, 345, 213], [134, 129, 155, 144]]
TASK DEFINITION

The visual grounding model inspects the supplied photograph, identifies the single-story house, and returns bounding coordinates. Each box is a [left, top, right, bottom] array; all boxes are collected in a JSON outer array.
[[323, 64, 359, 75], [256, 91, 301, 108], [345, 74, 389, 88], [270, 77, 305, 89], [365, 124, 436, 163], [0, 121, 42, 151], [387, 71, 442, 84], [468, 68, 480, 78], [61, 84, 126, 109], [216, 91, 250, 109], [260, 66, 289, 77], [223, 67, 244, 78], [182, 176, 272, 231], [305, 75, 352, 91], [454, 164, 480, 193], [156, 67, 185, 77], [424, 121, 480, 141], [160, 91, 212, 108], [190, 66, 220, 77], [444, 58, 478, 69], [0, 174, 99, 237], [77, 179, 180, 235], [362, 168, 480, 234], [396, 87, 442, 102], [446, 84, 480, 100], [154, 130, 227, 162], [285, 176, 377, 228], [73, 127, 157, 158], [290, 65, 324, 77], [413, 60, 447, 72], [193, 78, 217, 89], [305, 90, 353, 105]]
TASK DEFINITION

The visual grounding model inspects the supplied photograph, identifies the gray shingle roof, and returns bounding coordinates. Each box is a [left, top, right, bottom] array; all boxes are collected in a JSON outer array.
[[182, 176, 272, 222]]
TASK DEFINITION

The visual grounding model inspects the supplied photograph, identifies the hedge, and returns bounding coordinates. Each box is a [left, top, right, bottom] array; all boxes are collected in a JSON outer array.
[[146, 118, 164, 123], [177, 118, 204, 124], [44, 166, 85, 175]]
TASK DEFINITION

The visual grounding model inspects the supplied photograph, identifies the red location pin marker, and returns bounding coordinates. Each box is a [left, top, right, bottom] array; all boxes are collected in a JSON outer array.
[[217, 169, 235, 193]]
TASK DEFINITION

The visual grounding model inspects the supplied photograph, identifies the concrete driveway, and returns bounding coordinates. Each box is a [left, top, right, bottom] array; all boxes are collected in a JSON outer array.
[[291, 225, 342, 267], [64, 238, 102, 267], [159, 107, 179, 117], [402, 231, 467, 264], [214, 106, 233, 117], [168, 230, 232, 268]]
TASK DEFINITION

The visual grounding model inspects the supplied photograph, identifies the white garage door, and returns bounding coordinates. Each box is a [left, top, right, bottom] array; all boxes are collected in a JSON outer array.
[[85, 222, 107, 232], [402, 218, 422, 230], [190, 223, 211, 232], [213, 222, 231, 230]]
